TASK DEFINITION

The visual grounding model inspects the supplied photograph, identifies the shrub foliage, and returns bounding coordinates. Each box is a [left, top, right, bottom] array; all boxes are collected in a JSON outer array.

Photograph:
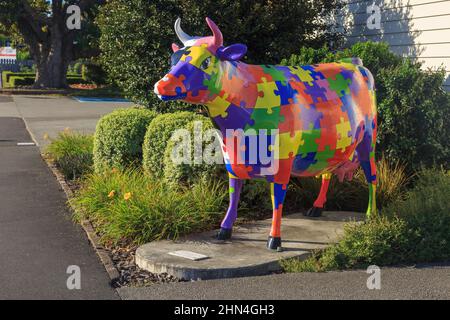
[[97, 0, 343, 110], [45, 130, 94, 180], [281, 169, 450, 272], [142, 111, 202, 177], [163, 117, 225, 185], [93, 108, 157, 172]]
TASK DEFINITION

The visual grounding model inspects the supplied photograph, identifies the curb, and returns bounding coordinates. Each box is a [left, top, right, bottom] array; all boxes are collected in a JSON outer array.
[[43, 156, 121, 285]]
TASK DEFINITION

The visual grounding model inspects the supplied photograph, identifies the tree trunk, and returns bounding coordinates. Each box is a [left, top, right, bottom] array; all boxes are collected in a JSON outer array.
[[33, 23, 71, 89]]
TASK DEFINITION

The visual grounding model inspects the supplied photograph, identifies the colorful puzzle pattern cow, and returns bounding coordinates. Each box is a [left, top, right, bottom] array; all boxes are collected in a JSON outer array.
[[155, 18, 378, 249]]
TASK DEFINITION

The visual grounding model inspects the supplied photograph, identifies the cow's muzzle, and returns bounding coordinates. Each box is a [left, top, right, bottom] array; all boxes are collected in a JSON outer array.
[[154, 75, 187, 101]]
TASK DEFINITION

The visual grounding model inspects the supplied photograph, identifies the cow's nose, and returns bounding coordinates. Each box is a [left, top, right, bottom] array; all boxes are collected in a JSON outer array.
[[154, 75, 170, 97]]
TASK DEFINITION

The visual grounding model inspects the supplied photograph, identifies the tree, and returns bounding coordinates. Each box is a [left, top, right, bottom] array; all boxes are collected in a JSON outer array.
[[0, 0, 103, 88], [97, 0, 343, 111]]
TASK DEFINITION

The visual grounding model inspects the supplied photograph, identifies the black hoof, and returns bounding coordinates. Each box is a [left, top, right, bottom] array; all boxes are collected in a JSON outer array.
[[267, 236, 282, 251], [217, 227, 232, 240], [304, 206, 323, 217]]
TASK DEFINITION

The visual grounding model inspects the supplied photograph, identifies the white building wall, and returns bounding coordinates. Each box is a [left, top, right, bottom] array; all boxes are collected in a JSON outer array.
[[339, 0, 450, 90]]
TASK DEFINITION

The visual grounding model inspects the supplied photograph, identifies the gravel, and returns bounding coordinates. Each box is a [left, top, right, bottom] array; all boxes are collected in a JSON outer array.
[[107, 242, 180, 288]]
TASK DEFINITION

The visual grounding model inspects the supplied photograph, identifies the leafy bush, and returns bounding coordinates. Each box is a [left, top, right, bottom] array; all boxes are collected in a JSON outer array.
[[281, 42, 450, 172], [281, 216, 411, 272], [93, 108, 157, 172], [45, 130, 94, 180], [70, 168, 227, 244], [377, 61, 450, 171], [97, 0, 343, 110], [239, 179, 272, 218], [82, 60, 108, 85], [163, 117, 225, 185], [142, 111, 202, 177], [70, 60, 85, 75], [383, 169, 450, 261], [281, 169, 450, 272]]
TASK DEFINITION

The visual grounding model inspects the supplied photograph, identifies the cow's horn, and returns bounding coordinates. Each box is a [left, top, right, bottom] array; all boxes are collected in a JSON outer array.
[[174, 18, 192, 46], [206, 17, 223, 48]]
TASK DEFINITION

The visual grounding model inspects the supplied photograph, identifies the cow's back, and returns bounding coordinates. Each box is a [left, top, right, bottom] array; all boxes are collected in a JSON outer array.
[[287, 61, 376, 177], [216, 60, 376, 181]]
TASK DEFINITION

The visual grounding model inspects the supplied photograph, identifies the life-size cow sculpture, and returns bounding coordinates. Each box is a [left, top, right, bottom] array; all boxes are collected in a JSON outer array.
[[154, 18, 377, 250]]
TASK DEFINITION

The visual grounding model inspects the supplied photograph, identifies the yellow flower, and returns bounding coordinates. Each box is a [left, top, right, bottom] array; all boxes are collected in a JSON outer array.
[[124, 192, 132, 201], [108, 190, 116, 198], [43, 133, 49, 141]]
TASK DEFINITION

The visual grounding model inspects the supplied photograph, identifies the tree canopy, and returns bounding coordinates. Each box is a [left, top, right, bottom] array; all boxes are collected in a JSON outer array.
[[0, 0, 103, 88], [97, 0, 344, 111]]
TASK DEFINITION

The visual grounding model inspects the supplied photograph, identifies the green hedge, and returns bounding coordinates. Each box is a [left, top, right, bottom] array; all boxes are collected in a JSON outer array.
[[142, 111, 203, 177], [163, 117, 225, 185], [6, 72, 35, 83], [9, 76, 35, 87], [2, 71, 86, 87], [93, 108, 158, 172]]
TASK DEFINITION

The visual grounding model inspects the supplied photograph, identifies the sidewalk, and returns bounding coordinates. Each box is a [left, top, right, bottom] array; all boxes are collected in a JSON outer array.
[[0, 115, 118, 299], [10, 95, 131, 148]]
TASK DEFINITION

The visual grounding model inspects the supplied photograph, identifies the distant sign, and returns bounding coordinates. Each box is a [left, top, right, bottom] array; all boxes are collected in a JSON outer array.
[[0, 47, 17, 60]]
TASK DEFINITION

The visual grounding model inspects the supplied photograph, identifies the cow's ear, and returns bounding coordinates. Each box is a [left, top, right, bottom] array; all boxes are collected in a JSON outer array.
[[172, 43, 180, 53], [217, 44, 247, 61]]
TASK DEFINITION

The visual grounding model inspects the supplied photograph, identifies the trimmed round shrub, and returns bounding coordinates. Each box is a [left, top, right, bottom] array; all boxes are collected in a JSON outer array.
[[142, 111, 202, 177], [163, 117, 225, 185], [93, 108, 157, 172]]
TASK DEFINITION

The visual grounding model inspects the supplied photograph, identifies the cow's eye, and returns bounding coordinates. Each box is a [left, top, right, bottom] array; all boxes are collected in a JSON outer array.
[[200, 57, 211, 70]]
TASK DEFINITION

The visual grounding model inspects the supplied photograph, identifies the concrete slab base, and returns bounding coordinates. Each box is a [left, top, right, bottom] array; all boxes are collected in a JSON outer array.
[[136, 211, 364, 280]]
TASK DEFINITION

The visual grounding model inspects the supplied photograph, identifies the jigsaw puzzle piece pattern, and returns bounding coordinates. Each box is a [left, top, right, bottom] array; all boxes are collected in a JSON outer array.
[[245, 107, 283, 132], [255, 77, 281, 112]]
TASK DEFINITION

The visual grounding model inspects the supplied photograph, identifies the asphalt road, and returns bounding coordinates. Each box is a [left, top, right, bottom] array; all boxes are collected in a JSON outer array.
[[0, 116, 118, 299], [118, 263, 450, 300]]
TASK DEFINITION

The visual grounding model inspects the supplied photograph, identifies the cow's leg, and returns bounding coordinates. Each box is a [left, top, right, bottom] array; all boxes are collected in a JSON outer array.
[[304, 173, 332, 217], [217, 176, 244, 240], [267, 182, 288, 250], [356, 130, 377, 218]]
